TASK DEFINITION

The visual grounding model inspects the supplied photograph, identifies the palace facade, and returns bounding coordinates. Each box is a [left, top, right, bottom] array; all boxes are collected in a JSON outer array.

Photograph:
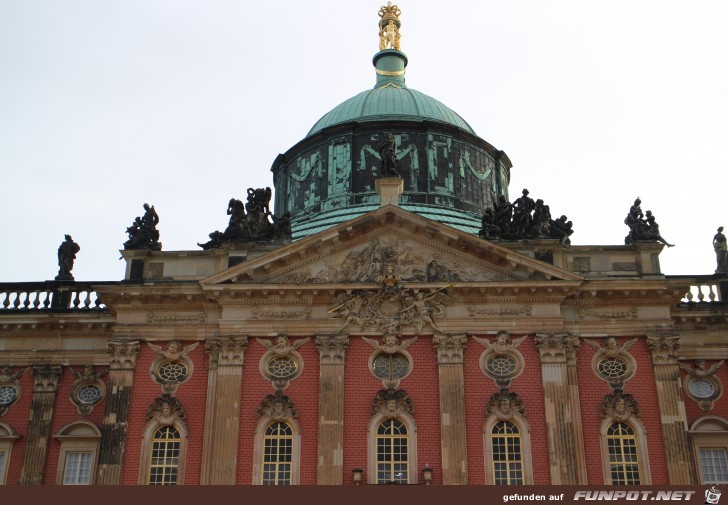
[[0, 4, 726, 486]]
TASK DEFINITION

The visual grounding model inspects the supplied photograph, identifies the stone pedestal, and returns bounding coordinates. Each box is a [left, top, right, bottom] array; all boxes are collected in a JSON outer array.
[[375, 177, 404, 207]]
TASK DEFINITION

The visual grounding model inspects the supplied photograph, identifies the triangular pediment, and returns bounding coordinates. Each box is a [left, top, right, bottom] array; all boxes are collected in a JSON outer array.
[[200, 206, 583, 286]]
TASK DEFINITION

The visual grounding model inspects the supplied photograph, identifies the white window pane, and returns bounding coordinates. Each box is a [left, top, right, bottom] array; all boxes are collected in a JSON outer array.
[[63, 451, 93, 485], [700, 448, 728, 484]]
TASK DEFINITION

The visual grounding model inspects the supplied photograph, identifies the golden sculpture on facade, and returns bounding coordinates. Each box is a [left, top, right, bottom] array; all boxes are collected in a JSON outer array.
[[378, 2, 402, 50]]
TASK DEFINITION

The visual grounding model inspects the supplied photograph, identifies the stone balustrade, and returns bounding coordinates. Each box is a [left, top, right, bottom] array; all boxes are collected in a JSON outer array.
[[0, 282, 112, 311], [680, 278, 723, 304]]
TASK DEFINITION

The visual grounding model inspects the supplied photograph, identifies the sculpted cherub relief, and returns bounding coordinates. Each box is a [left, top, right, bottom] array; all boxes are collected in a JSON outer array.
[[362, 334, 417, 354], [679, 359, 725, 378], [70, 364, 107, 382], [147, 394, 186, 427], [0, 365, 29, 383], [371, 388, 413, 419], [147, 340, 200, 360], [485, 390, 526, 421], [600, 391, 639, 422], [256, 334, 310, 356], [258, 391, 298, 421], [473, 331, 528, 355], [583, 336, 637, 358]]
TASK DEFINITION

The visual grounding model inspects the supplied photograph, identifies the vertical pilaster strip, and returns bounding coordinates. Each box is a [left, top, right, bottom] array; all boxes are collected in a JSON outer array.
[[18, 365, 62, 485], [646, 335, 694, 484], [200, 336, 248, 484], [535, 333, 587, 485], [96, 340, 139, 485], [315, 334, 349, 485], [433, 333, 468, 485]]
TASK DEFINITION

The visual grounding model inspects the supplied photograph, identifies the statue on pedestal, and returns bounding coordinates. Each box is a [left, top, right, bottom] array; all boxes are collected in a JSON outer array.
[[714, 226, 728, 274], [56, 234, 80, 280], [123, 203, 162, 251]]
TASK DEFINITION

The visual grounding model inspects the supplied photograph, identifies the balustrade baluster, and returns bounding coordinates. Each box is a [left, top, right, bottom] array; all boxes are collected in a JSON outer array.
[[72, 290, 81, 308], [22, 291, 31, 309], [2, 292, 9, 309], [13, 293, 21, 308]]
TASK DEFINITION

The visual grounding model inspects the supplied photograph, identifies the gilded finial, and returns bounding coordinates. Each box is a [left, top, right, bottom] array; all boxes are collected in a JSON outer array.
[[378, 2, 402, 51]]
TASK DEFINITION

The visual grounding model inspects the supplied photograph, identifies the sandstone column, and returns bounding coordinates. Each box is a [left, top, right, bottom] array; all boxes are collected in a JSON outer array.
[[200, 336, 248, 484], [315, 334, 349, 484], [433, 333, 468, 485], [535, 333, 588, 485], [646, 335, 694, 484], [96, 339, 139, 485], [18, 365, 62, 485]]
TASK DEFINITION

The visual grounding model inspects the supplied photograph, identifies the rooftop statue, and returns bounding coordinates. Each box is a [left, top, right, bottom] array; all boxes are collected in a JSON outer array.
[[378, 2, 402, 51], [378, 134, 401, 178], [624, 198, 674, 247], [714, 226, 728, 274], [55, 234, 80, 281], [198, 187, 292, 249], [479, 189, 573, 245], [123, 203, 162, 251]]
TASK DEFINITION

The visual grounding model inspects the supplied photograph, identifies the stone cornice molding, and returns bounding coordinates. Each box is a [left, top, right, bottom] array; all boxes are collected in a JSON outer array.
[[315, 334, 349, 364]]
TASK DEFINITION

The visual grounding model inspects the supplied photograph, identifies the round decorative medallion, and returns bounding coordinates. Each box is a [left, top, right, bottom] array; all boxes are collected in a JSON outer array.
[[688, 379, 716, 399], [373, 353, 410, 380], [486, 355, 518, 378], [158, 360, 189, 382], [597, 357, 629, 379], [76, 384, 103, 405], [266, 357, 299, 379], [0, 385, 18, 405]]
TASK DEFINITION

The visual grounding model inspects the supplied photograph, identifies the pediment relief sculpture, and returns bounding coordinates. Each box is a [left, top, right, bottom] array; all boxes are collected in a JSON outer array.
[[329, 274, 450, 334]]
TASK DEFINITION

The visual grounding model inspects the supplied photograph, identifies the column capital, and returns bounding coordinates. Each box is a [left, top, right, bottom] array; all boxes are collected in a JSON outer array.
[[205, 336, 248, 367], [31, 365, 62, 393], [108, 339, 140, 370], [647, 335, 680, 365], [535, 333, 580, 364], [433, 333, 467, 364], [315, 334, 349, 364]]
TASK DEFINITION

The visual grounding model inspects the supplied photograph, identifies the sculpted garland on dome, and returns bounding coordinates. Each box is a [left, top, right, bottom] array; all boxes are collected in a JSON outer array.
[[328, 268, 450, 335]]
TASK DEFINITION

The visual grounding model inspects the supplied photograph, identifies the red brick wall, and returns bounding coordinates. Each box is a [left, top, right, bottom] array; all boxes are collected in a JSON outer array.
[[2, 367, 33, 485], [121, 342, 208, 485], [578, 338, 669, 484]]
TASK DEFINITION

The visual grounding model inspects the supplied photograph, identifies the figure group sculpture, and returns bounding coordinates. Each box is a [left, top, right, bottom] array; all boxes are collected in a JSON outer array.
[[478, 189, 573, 245], [198, 187, 292, 249], [123, 203, 162, 251], [623, 198, 674, 247]]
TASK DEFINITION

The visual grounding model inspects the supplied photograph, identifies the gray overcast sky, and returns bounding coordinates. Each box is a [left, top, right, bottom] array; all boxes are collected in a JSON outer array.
[[1, 1, 726, 282]]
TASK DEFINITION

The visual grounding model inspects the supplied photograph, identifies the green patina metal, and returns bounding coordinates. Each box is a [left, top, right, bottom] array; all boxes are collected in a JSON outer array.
[[273, 47, 512, 240]]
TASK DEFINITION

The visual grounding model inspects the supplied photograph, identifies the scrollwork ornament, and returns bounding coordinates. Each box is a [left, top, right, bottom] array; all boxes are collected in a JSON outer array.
[[485, 390, 527, 421], [258, 390, 298, 421], [147, 393, 186, 428], [600, 391, 640, 422], [371, 388, 414, 419]]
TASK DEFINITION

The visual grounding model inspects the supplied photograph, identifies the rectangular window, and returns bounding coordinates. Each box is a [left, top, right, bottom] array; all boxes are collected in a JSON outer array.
[[700, 448, 728, 484], [63, 451, 93, 485], [0, 451, 6, 485]]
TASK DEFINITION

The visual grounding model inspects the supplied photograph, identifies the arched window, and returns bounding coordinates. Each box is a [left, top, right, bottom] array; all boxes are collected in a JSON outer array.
[[0, 422, 20, 485], [262, 421, 294, 485], [148, 425, 181, 485], [376, 418, 410, 484], [491, 420, 524, 485], [483, 391, 533, 485], [605, 422, 641, 484], [253, 392, 301, 485], [138, 395, 188, 485], [368, 389, 418, 484]]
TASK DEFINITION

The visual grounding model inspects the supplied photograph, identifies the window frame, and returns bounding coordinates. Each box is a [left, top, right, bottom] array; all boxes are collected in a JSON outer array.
[[138, 416, 188, 485], [252, 416, 301, 485], [0, 422, 20, 485], [367, 411, 418, 485], [52, 420, 101, 485], [599, 418, 651, 485], [484, 414, 533, 485], [690, 416, 728, 485]]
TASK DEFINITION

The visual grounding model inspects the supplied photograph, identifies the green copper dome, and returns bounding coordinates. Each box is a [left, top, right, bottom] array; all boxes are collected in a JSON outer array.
[[306, 50, 476, 138]]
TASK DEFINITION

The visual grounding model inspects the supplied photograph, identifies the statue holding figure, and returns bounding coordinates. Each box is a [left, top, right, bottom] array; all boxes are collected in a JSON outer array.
[[56, 234, 80, 280], [124, 203, 162, 250], [714, 226, 728, 274], [378, 2, 402, 50]]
